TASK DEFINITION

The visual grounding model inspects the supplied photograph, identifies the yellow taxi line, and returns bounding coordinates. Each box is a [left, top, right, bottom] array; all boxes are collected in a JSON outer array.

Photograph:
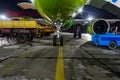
[[55, 46, 65, 80]]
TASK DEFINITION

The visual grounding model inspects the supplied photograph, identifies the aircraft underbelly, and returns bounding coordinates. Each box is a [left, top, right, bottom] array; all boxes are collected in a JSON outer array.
[[34, 0, 87, 22]]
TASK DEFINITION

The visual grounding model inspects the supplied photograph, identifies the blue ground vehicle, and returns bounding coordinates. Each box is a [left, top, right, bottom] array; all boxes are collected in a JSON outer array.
[[92, 32, 120, 49]]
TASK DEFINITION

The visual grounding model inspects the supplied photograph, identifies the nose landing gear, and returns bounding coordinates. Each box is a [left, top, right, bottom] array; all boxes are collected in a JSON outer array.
[[53, 35, 63, 46], [52, 18, 64, 46]]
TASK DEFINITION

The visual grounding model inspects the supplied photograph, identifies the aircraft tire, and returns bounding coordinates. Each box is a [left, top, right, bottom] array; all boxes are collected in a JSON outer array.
[[78, 31, 81, 39], [74, 32, 77, 38], [78, 26, 81, 39], [53, 35, 57, 46], [60, 36, 63, 46]]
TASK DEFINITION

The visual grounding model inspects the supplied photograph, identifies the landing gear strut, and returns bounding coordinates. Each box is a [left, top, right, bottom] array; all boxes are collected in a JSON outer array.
[[52, 18, 64, 46], [73, 24, 81, 39]]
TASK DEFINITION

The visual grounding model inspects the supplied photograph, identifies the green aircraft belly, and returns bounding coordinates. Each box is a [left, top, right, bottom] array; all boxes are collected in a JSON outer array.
[[34, 0, 87, 21]]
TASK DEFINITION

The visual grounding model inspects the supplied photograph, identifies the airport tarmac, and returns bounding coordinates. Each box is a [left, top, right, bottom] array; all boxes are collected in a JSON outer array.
[[0, 33, 119, 80]]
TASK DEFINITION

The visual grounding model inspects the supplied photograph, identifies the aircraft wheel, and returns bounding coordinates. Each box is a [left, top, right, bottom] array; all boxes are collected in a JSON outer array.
[[73, 32, 77, 38], [108, 41, 117, 49], [78, 29, 81, 39], [60, 36, 63, 46], [53, 35, 57, 46], [78, 34, 81, 38]]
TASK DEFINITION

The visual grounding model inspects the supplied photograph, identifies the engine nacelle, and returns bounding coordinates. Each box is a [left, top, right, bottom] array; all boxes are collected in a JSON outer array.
[[87, 20, 110, 34]]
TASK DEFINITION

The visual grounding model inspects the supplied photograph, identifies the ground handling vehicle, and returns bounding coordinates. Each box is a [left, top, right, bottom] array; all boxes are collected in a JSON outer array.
[[0, 18, 54, 43], [92, 30, 120, 49]]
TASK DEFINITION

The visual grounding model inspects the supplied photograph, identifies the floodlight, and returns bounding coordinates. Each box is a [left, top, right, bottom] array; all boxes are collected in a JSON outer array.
[[87, 17, 93, 21], [0, 15, 8, 20], [30, 0, 34, 4]]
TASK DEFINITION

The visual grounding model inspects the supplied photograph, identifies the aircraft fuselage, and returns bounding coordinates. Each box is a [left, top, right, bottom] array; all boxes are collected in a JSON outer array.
[[34, 0, 87, 23]]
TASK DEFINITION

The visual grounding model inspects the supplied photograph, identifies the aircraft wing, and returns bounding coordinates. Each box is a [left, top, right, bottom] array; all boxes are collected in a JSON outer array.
[[88, 0, 120, 17], [17, 2, 35, 10]]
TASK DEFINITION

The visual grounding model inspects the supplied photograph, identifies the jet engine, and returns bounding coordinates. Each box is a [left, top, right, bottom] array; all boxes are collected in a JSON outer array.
[[87, 20, 110, 34]]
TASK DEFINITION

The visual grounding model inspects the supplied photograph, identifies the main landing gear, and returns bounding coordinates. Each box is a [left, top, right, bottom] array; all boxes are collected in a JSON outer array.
[[73, 24, 81, 39]]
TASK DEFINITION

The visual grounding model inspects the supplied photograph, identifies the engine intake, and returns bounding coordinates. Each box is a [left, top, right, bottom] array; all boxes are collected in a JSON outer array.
[[92, 20, 109, 34]]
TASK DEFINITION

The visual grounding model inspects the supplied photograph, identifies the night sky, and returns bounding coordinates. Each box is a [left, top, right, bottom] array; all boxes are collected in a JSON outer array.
[[0, 0, 41, 17], [0, 0, 118, 19], [0, 0, 29, 11]]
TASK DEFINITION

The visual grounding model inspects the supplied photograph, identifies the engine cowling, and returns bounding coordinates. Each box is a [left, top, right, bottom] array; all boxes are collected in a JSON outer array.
[[87, 20, 110, 34]]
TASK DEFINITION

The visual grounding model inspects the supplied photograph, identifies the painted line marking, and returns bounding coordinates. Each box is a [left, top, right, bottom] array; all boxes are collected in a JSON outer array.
[[55, 46, 65, 80]]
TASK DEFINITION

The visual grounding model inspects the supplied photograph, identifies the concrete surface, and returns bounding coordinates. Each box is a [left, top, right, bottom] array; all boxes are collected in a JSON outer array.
[[0, 33, 119, 80]]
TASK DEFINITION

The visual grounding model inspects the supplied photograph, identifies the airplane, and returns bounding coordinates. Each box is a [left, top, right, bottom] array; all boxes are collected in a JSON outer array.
[[17, 0, 88, 46], [17, 0, 120, 46]]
